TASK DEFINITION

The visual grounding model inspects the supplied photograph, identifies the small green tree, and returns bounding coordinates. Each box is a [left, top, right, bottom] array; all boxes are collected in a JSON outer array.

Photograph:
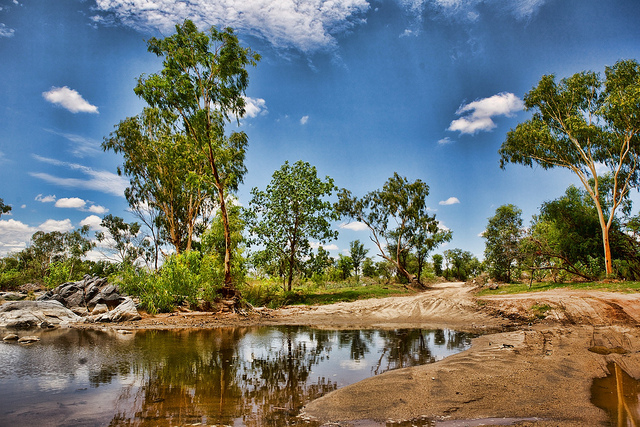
[[444, 248, 478, 281], [349, 240, 368, 280], [337, 254, 353, 280], [432, 254, 444, 277], [247, 160, 338, 291], [96, 215, 148, 266], [483, 204, 523, 282]]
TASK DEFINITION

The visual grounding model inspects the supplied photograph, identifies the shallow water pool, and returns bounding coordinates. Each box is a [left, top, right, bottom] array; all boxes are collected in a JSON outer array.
[[0, 326, 473, 426]]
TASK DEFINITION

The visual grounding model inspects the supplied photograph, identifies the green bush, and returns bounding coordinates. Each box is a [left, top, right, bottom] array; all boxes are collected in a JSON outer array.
[[44, 261, 72, 289], [0, 269, 21, 291]]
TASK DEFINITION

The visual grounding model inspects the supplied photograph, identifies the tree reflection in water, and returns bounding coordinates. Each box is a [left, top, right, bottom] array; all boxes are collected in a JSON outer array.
[[0, 326, 472, 426]]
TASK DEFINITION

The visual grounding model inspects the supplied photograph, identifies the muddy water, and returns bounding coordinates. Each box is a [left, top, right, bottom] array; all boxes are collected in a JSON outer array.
[[0, 326, 473, 426], [591, 362, 640, 426]]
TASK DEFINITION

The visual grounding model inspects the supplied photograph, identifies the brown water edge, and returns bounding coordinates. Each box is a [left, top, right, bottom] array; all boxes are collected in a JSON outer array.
[[310, 416, 542, 426], [591, 362, 640, 426]]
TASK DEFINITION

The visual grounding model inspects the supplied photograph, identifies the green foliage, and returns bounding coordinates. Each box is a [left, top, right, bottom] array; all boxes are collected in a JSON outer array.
[[337, 254, 353, 280], [432, 254, 444, 277], [111, 266, 172, 315], [483, 204, 523, 282], [246, 160, 338, 291], [44, 260, 73, 289], [444, 248, 481, 281], [107, 19, 259, 293], [96, 214, 149, 265], [519, 184, 639, 281], [112, 250, 229, 314], [349, 240, 368, 279], [336, 173, 446, 285], [240, 279, 415, 308], [477, 281, 640, 296], [0, 198, 10, 218], [500, 59, 640, 275]]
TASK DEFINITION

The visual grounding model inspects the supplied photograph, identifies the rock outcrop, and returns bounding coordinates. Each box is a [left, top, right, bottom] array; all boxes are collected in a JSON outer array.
[[36, 275, 141, 324], [0, 300, 83, 328]]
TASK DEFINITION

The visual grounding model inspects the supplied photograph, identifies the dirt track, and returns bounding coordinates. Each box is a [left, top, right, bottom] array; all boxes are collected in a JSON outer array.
[[114, 281, 640, 426]]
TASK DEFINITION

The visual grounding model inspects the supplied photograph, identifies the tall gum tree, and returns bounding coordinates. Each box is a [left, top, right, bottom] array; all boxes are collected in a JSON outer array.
[[132, 20, 260, 297], [336, 173, 443, 287], [500, 59, 640, 276]]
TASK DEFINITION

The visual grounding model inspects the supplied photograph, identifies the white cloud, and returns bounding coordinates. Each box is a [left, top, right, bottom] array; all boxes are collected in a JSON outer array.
[[35, 194, 56, 203], [55, 197, 87, 209], [242, 96, 268, 119], [438, 221, 450, 231], [339, 221, 369, 231], [31, 155, 127, 197], [39, 219, 73, 233], [439, 197, 460, 205], [310, 241, 339, 251], [80, 215, 104, 230], [437, 137, 453, 145], [88, 205, 109, 214], [300, 115, 310, 125], [448, 92, 524, 135], [42, 86, 99, 114], [93, 0, 370, 53], [0, 219, 33, 256], [0, 23, 15, 38]]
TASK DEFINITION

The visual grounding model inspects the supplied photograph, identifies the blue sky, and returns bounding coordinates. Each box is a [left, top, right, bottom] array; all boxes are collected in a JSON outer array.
[[1, 0, 640, 262]]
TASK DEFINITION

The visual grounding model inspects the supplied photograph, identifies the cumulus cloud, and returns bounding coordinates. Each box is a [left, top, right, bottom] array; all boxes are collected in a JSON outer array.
[[31, 155, 128, 197], [80, 215, 105, 230], [437, 137, 453, 145], [93, 0, 370, 53], [339, 221, 369, 231], [448, 92, 524, 135], [55, 197, 86, 209], [42, 86, 99, 114], [439, 197, 460, 205], [300, 115, 310, 125], [35, 194, 56, 203], [0, 219, 34, 256], [88, 205, 109, 214], [0, 23, 15, 38], [39, 218, 74, 233], [242, 96, 268, 119]]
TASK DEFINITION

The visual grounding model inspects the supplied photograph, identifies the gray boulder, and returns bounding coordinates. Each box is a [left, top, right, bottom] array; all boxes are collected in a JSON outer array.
[[38, 275, 126, 311], [0, 300, 84, 329], [95, 298, 141, 323]]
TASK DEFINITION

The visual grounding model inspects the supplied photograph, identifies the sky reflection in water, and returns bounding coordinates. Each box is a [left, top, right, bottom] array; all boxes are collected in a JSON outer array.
[[0, 326, 473, 426]]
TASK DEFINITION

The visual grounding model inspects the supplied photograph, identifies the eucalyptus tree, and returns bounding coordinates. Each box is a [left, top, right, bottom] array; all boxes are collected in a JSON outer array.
[[500, 59, 640, 275], [410, 221, 452, 282], [483, 204, 523, 282], [108, 19, 259, 297], [247, 160, 338, 291], [96, 215, 149, 266], [336, 173, 441, 286], [349, 240, 368, 279], [104, 108, 214, 254]]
